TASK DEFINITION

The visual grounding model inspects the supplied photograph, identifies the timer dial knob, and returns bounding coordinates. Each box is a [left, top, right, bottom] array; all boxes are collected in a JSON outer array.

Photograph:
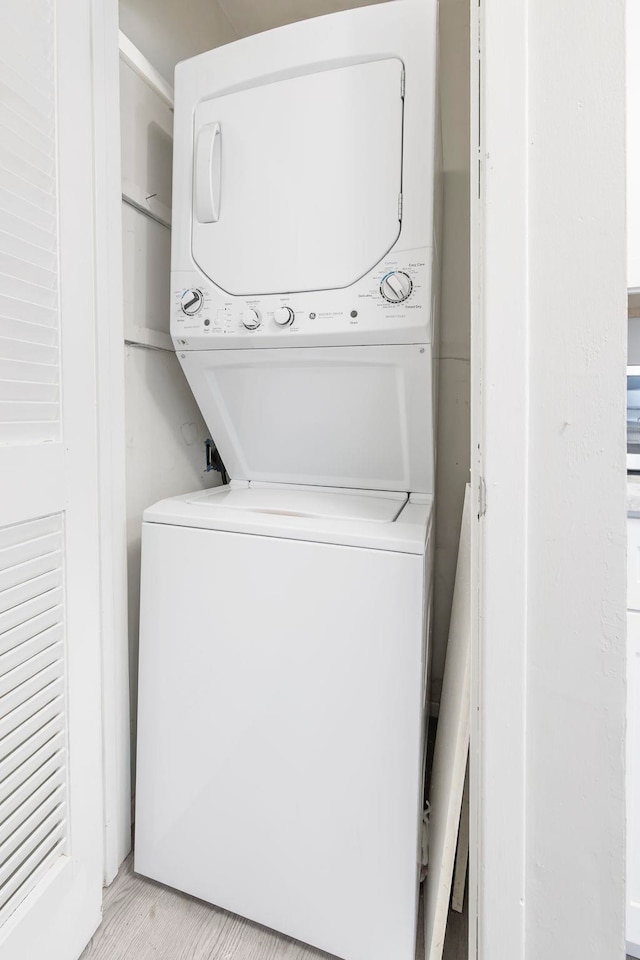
[[242, 308, 261, 330], [274, 306, 295, 326], [380, 271, 412, 303], [180, 288, 204, 315]]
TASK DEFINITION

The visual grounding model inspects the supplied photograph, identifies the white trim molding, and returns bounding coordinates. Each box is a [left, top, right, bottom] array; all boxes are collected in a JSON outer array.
[[471, 0, 626, 957], [92, 0, 132, 884], [470, 0, 528, 956], [119, 31, 174, 107]]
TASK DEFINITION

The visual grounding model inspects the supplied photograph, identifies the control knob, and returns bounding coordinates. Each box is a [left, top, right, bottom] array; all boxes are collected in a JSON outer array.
[[274, 306, 295, 326], [242, 308, 261, 330], [180, 288, 204, 315], [380, 271, 413, 303]]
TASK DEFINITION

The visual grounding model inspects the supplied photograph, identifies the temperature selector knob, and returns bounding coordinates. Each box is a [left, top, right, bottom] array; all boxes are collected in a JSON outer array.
[[274, 306, 295, 326], [242, 308, 261, 330], [380, 271, 413, 303], [180, 288, 204, 315]]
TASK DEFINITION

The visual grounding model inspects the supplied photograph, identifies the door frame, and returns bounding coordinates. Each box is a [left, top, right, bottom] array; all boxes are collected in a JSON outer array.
[[468, 0, 528, 955], [470, 1, 626, 958], [90, 0, 132, 883]]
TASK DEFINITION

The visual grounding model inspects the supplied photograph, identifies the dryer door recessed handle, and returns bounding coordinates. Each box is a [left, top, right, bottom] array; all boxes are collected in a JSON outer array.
[[194, 122, 221, 223]]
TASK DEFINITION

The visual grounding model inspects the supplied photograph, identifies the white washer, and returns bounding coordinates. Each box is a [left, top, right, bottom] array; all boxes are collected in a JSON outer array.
[[135, 4, 440, 960], [136, 485, 432, 960]]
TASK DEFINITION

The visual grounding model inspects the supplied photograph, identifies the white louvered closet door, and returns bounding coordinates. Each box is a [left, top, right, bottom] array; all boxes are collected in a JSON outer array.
[[0, 0, 104, 958]]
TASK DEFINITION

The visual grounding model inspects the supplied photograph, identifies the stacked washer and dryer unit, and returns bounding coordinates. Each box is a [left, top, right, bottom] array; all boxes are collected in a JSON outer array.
[[135, 3, 440, 960]]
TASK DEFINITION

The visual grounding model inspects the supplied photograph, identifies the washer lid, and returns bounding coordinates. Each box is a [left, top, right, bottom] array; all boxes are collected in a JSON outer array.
[[178, 344, 433, 495], [143, 485, 432, 554], [186, 484, 407, 523]]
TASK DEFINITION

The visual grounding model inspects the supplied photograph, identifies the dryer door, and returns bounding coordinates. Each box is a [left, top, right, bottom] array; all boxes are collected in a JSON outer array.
[[191, 59, 404, 296], [178, 344, 433, 494]]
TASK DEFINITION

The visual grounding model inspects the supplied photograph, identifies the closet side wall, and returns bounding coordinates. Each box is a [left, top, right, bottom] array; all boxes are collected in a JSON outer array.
[[119, 54, 218, 783], [432, 0, 471, 704], [119, 0, 238, 83]]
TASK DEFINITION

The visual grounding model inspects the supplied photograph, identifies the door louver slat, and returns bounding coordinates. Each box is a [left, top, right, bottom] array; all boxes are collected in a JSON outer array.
[[0, 569, 61, 614], [0, 295, 57, 328], [0, 422, 58, 443], [0, 831, 66, 922], [0, 271, 57, 309], [0, 254, 57, 291], [0, 518, 59, 550], [0, 814, 66, 917], [0, 656, 63, 719], [0, 760, 65, 835], [0, 514, 66, 926], [0, 400, 59, 424], [0, 210, 56, 256], [0, 228, 56, 270], [0, 527, 59, 565], [0, 717, 64, 790], [0, 675, 64, 745], [0, 698, 64, 772], [0, 55, 54, 109], [0, 107, 54, 164], [0, 734, 63, 809], [0, 381, 58, 403], [0, 168, 55, 216], [0, 587, 62, 636], [0, 608, 61, 658], [0, 317, 58, 345], [0, 357, 59, 382], [0, 132, 54, 181], [0, 550, 62, 591], [0, 623, 61, 675], [0, 784, 64, 874], [0, 336, 58, 365], [0, 11, 59, 444], [0, 334, 58, 365], [0, 516, 60, 551], [0, 71, 54, 124]]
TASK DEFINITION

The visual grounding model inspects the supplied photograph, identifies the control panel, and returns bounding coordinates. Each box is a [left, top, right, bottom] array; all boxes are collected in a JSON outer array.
[[172, 247, 432, 349]]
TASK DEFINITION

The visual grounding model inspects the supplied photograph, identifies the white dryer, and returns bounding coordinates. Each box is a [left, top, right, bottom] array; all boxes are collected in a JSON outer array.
[[135, 4, 440, 960]]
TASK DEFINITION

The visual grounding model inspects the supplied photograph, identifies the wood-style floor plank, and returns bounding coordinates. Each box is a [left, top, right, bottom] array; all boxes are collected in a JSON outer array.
[[81, 855, 468, 960]]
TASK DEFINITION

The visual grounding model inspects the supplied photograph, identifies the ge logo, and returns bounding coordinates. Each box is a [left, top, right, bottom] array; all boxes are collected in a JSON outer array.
[[309, 312, 316, 319]]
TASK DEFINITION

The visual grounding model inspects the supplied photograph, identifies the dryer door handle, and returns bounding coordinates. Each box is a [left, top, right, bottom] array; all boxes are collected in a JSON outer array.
[[194, 122, 221, 223]]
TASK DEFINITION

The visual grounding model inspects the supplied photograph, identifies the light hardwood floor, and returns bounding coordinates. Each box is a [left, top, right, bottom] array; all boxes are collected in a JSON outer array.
[[81, 856, 468, 960]]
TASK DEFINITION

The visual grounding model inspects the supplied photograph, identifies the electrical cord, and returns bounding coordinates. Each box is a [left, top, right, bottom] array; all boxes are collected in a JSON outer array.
[[204, 438, 229, 485]]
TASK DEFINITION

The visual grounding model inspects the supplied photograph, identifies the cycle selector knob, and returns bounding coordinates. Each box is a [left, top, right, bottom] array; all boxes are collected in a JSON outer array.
[[274, 307, 295, 326], [380, 271, 413, 303], [180, 288, 204, 315], [242, 308, 261, 330]]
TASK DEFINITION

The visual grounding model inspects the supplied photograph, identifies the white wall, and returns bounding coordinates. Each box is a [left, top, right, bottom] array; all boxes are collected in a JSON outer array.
[[629, 0, 640, 289], [118, 0, 388, 82], [473, 0, 626, 955], [526, 2, 625, 952], [119, 51, 219, 780], [432, 0, 470, 702], [119, 0, 238, 82]]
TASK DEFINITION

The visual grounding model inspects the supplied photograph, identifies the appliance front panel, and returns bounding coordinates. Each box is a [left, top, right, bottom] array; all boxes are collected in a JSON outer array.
[[135, 521, 428, 960], [192, 59, 404, 296], [178, 344, 433, 493]]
